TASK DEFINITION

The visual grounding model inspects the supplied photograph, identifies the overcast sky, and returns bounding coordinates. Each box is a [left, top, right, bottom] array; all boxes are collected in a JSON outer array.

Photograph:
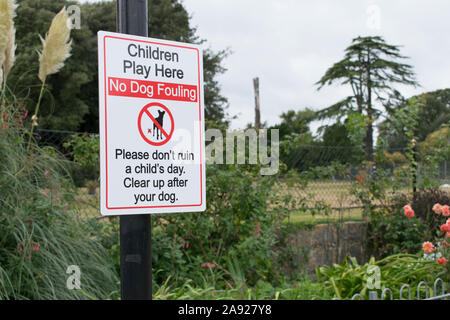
[[83, 0, 450, 132]]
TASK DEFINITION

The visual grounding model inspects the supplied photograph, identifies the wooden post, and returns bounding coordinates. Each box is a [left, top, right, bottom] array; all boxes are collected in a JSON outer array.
[[116, 0, 152, 300], [253, 77, 261, 130], [412, 138, 418, 200]]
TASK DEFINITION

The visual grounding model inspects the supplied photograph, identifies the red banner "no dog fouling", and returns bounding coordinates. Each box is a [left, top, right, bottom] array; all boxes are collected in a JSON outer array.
[[108, 77, 198, 102]]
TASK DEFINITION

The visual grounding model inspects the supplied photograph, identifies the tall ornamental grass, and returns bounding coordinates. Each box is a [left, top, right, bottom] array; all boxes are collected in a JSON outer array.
[[0, 4, 119, 299], [0, 107, 119, 299]]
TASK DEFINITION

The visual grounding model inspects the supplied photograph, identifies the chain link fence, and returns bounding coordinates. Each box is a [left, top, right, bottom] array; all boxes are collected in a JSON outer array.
[[37, 128, 449, 213], [36, 128, 98, 150]]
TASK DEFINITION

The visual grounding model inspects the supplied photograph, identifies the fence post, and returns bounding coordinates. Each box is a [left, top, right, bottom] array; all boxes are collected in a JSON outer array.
[[412, 139, 418, 200], [368, 291, 378, 300], [116, 0, 152, 300], [445, 160, 448, 181], [253, 77, 261, 130]]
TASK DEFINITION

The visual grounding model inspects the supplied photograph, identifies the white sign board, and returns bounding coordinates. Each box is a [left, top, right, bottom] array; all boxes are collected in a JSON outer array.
[[98, 31, 206, 215]]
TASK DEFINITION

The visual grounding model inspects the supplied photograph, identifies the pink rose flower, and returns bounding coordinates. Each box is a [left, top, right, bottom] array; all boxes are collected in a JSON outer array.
[[433, 203, 443, 215], [441, 224, 449, 233], [423, 241, 434, 254], [442, 205, 450, 217], [403, 205, 415, 218], [437, 257, 447, 265]]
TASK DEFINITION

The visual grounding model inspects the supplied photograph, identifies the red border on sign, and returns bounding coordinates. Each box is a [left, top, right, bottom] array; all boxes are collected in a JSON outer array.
[[103, 35, 203, 210], [138, 102, 174, 146]]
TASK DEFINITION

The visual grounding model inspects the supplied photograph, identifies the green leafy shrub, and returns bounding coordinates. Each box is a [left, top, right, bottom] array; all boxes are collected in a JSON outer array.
[[367, 188, 450, 257], [367, 205, 426, 257], [410, 188, 450, 238], [86, 217, 120, 277], [370, 211, 425, 256], [418, 126, 449, 187], [151, 226, 189, 287], [63, 133, 100, 170], [151, 164, 290, 289], [63, 133, 100, 187], [349, 163, 432, 257]]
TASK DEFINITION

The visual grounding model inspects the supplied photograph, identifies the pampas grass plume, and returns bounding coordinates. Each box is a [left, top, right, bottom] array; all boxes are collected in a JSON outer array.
[[38, 7, 72, 83], [0, 0, 17, 83], [3, 24, 16, 79]]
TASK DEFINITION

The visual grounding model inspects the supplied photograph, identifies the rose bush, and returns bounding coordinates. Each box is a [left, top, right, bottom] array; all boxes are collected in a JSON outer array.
[[420, 202, 450, 267]]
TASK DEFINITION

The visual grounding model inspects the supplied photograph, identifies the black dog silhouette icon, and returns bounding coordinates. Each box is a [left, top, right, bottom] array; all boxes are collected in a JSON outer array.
[[153, 110, 166, 140]]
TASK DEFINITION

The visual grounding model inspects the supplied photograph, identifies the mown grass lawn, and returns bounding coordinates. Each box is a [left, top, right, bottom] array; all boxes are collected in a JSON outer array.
[[284, 207, 365, 228]]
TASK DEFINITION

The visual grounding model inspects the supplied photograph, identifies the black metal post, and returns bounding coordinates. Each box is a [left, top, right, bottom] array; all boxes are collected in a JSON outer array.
[[116, 0, 152, 300]]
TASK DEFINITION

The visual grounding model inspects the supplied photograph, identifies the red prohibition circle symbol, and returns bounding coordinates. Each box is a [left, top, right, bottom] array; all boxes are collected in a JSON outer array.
[[137, 102, 174, 146]]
